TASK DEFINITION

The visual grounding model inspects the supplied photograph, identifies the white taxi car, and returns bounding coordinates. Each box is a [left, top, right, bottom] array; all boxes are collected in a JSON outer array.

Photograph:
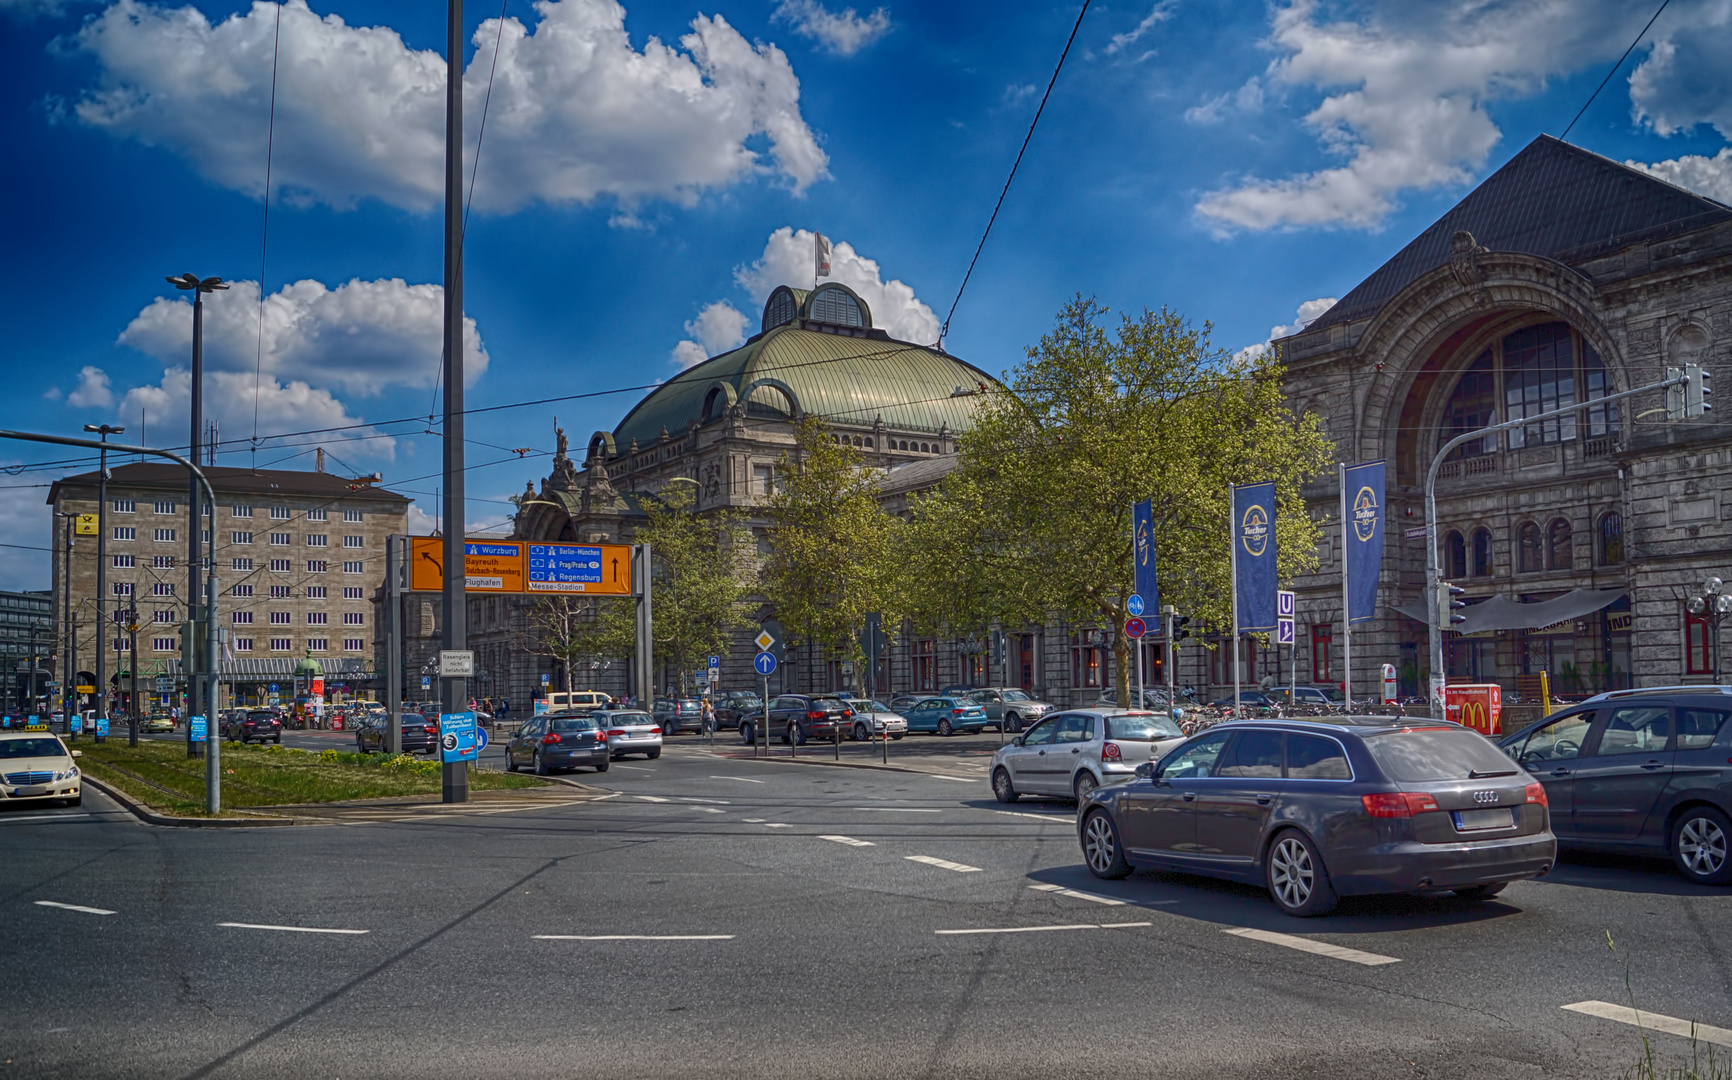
[[1, 731, 83, 807]]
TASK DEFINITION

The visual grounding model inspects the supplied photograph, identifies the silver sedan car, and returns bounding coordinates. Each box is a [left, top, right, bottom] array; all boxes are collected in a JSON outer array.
[[842, 699, 909, 741], [968, 688, 1054, 733], [593, 708, 662, 760], [991, 709, 1187, 802]]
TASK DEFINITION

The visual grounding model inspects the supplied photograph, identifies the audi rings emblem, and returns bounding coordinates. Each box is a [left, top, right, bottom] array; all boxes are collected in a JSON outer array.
[[1473, 790, 1499, 804]]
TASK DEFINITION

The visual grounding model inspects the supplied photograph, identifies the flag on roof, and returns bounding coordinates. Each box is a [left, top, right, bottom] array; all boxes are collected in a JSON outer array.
[[814, 232, 831, 278]]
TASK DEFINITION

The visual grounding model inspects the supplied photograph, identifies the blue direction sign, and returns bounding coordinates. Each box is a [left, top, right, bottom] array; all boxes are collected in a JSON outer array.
[[1124, 617, 1147, 639], [475, 726, 489, 752], [753, 652, 777, 676], [1126, 594, 1145, 617], [525, 543, 630, 594], [440, 712, 479, 764], [269, 683, 279, 693], [189, 715, 207, 742]]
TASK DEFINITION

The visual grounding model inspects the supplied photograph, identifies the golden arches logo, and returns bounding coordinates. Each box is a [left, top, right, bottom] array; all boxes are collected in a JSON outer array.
[[1352, 485, 1379, 543], [1240, 504, 1270, 557], [1459, 700, 1489, 732]]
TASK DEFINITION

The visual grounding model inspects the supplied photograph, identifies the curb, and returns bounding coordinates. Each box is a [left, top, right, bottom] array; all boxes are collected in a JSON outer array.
[[81, 775, 295, 828]]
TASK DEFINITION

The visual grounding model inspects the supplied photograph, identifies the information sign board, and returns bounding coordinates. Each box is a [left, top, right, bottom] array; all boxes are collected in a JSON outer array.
[[440, 712, 479, 764], [95, 717, 109, 737], [525, 543, 633, 595], [1276, 589, 1296, 646], [70, 714, 82, 734], [74, 513, 99, 536], [189, 715, 207, 742], [439, 650, 475, 677], [708, 655, 720, 669], [421, 675, 432, 690], [408, 537, 525, 593]]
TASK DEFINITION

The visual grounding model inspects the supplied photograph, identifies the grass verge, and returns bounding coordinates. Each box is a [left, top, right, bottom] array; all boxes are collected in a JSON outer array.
[[78, 738, 547, 817]]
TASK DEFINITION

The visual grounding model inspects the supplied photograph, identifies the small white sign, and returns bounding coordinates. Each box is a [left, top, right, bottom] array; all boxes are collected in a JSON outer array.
[[439, 650, 475, 677]]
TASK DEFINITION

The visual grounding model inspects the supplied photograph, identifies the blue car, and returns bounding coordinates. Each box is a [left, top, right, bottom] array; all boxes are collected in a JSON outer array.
[[903, 696, 990, 736]]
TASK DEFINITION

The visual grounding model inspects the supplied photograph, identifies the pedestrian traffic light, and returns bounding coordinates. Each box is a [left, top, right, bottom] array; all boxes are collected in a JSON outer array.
[[1434, 581, 1467, 630], [1172, 615, 1191, 642], [1686, 363, 1712, 419]]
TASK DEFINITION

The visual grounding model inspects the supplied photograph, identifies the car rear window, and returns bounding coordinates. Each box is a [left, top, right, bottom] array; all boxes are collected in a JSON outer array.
[[0, 737, 66, 758], [811, 699, 851, 712], [1364, 728, 1517, 782], [1105, 715, 1182, 740], [549, 718, 595, 732], [605, 712, 652, 724], [1678, 708, 1732, 751], [1286, 734, 1351, 780]]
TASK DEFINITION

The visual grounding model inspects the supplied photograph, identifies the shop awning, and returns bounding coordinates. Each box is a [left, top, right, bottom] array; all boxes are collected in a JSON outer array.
[[1390, 588, 1627, 635]]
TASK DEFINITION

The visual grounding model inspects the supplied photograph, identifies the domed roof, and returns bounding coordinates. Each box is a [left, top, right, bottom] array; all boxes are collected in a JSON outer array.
[[612, 283, 1001, 449]]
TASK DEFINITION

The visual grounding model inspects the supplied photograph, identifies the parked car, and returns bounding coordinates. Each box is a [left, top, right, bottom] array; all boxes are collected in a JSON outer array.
[[1209, 690, 1277, 709], [353, 714, 437, 755], [940, 684, 978, 696], [592, 708, 662, 760], [1076, 716, 1557, 916], [505, 712, 610, 775], [225, 710, 283, 745], [739, 695, 856, 746], [1498, 687, 1732, 885], [0, 731, 83, 807], [1270, 686, 1346, 709], [968, 688, 1055, 733], [714, 691, 764, 730], [888, 694, 923, 714], [1097, 688, 1179, 710], [841, 699, 908, 741], [992, 709, 1187, 801], [902, 696, 990, 737], [543, 690, 613, 712], [143, 713, 176, 733], [654, 697, 704, 735]]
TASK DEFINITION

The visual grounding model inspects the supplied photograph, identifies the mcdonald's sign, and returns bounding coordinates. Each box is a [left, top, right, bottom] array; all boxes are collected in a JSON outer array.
[[1443, 684, 1503, 736]]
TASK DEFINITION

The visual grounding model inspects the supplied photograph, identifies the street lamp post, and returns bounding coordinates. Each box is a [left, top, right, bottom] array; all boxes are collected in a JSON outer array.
[[1686, 577, 1732, 684], [83, 423, 124, 739]]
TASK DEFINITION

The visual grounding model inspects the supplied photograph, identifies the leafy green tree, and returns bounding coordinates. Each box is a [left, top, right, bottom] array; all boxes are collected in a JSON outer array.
[[636, 483, 755, 695], [518, 595, 631, 694], [901, 296, 1334, 702]]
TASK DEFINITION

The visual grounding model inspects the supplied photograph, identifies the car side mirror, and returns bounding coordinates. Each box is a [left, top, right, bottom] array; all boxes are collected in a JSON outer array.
[[1133, 761, 1154, 779], [71, 749, 84, 758]]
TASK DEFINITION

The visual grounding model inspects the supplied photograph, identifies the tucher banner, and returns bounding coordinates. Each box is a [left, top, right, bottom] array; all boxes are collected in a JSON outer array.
[[1232, 482, 1278, 631], [1133, 500, 1159, 617], [1343, 460, 1386, 624]]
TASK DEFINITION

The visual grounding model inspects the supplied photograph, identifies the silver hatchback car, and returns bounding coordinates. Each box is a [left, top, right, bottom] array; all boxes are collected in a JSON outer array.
[[593, 708, 662, 760], [991, 709, 1188, 802]]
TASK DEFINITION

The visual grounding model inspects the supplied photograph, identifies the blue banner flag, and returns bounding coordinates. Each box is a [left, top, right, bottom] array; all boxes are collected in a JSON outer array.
[[1232, 483, 1278, 631], [1343, 460, 1386, 624], [1133, 500, 1159, 616]]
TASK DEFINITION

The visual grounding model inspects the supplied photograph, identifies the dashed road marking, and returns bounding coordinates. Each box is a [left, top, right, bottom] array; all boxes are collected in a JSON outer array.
[[761, 823, 792, 829], [613, 765, 655, 771], [694, 807, 726, 814], [853, 807, 942, 813], [1563, 1002, 1732, 1048], [936, 922, 1151, 936], [906, 855, 982, 873], [219, 922, 369, 935], [930, 776, 979, 783], [636, 795, 671, 803], [1028, 883, 1125, 906], [819, 835, 875, 847], [536, 934, 734, 941], [2, 813, 95, 825], [709, 775, 764, 784], [995, 810, 1069, 821], [1221, 927, 1399, 967], [34, 900, 115, 916]]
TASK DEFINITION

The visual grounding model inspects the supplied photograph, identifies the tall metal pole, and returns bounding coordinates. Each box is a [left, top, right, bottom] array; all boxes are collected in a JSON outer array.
[[92, 433, 109, 738], [1229, 486, 1241, 713], [64, 515, 73, 722], [188, 289, 204, 725], [386, 535, 403, 755], [440, 0, 469, 803], [1338, 463, 1353, 710]]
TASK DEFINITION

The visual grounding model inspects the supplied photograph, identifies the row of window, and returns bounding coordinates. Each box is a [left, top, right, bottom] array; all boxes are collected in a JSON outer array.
[[829, 434, 943, 454], [124, 637, 367, 653], [230, 585, 366, 600], [228, 612, 366, 626], [226, 532, 365, 547], [229, 559, 366, 574], [109, 555, 183, 569], [1443, 512, 1624, 578], [109, 501, 366, 523]]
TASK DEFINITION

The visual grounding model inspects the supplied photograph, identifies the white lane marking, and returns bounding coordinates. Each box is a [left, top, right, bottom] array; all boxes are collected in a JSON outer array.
[[743, 818, 766, 823], [761, 823, 792, 829], [535, 934, 734, 941], [995, 810, 1069, 821], [694, 807, 726, 814], [635, 795, 671, 803], [613, 765, 654, 771], [1028, 883, 1125, 906], [2, 813, 95, 825], [852, 807, 943, 813], [34, 900, 115, 916], [218, 922, 369, 935], [675, 797, 732, 805], [709, 775, 764, 784], [819, 835, 875, 847], [1563, 1002, 1732, 1048], [906, 855, 982, 873], [930, 776, 979, 783], [936, 922, 1151, 936], [1221, 927, 1400, 967]]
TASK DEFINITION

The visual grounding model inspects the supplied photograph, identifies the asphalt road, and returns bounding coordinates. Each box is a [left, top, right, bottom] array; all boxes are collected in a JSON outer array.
[[4, 737, 1730, 1079]]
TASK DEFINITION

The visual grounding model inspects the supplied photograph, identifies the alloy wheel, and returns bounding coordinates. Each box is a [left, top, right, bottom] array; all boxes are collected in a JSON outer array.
[[1680, 816, 1728, 876], [1084, 814, 1117, 874], [1270, 836, 1314, 910], [1074, 771, 1097, 800]]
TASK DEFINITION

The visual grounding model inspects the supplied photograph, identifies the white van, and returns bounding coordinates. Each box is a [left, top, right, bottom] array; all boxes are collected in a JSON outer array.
[[541, 690, 614, 712]]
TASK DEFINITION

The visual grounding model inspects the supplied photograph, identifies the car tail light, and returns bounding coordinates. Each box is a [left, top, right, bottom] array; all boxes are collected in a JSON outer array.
[[650, 727, 661, 735], [1360, 792, 1441, 818], [1101, 742, 1122, 762], [952, 708, 964, 715], [607, 729, 626, 737], [1524, 782, 1548, 808], [424, 725, 436, 735], [541, 733, 562, 745], [808, 711, 826, 720]]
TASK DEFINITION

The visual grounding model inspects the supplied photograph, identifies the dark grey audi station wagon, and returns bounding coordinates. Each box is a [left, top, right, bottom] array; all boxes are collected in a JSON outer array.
[[1076, 716, 1557, 916], [1498, 687, 1732, 885]]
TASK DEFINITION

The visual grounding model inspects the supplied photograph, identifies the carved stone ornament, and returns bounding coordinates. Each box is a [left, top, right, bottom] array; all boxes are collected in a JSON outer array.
[[1448, 230, 1490, 288]]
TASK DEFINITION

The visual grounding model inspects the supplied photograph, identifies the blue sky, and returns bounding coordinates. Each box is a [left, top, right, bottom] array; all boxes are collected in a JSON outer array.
[[3, 0, 1731, 588]]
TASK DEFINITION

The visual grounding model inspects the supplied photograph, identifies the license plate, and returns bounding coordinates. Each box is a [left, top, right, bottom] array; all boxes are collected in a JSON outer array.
[[1454, 808, 1514, 831], [16, 786, 48, 797]]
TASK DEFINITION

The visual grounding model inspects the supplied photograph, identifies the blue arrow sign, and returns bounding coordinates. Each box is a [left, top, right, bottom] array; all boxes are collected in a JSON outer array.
[[753, 652, 777, 676], [1126, 594, 1145, 617]]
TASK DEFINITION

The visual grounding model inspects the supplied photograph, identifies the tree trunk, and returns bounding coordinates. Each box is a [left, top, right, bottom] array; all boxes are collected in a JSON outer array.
[[1114, 630, 1131, 706]]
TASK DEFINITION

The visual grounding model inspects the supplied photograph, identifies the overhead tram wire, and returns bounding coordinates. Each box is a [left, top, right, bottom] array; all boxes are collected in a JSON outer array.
[[936, 0, 1092, 350], [252, 0, 284, 468], [1559, 0, 1671, 141]]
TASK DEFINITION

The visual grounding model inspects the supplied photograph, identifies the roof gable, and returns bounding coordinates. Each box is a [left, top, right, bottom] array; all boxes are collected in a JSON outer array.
[[1309, 135, 1732, 332]]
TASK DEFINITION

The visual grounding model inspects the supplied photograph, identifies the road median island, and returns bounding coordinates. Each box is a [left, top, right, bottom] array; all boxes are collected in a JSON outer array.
[[77, 738, 550, 821]]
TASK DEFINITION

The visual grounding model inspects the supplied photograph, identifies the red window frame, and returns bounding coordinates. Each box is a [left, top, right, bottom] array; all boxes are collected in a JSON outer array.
[[1686, 609, 1714, 675], [1311, 624, 1333, 684]]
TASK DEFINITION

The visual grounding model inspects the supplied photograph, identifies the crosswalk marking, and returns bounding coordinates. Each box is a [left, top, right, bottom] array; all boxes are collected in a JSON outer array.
[[1563, 1001, 1732, 1048], [906, 855, 982, 873], [1221, 927, 1399, 966]]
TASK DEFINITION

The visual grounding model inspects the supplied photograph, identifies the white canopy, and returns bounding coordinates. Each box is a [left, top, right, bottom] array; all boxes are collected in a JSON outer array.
[[1391, 588, 1627, 635]]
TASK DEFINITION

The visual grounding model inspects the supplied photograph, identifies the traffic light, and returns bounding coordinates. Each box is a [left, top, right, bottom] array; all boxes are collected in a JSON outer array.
[[1667, 366, 1685, 421], [1172, 615, 1191, 642], [1686, 363, 1713, 419], [1434, 581, 1467, 630]]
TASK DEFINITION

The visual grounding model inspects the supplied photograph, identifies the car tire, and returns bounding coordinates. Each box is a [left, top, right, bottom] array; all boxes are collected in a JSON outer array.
[[1005, 713, 1022, 734], [853, 722, 870, 742], [992, 767, 1018, 803], [740, 722, 755, 745], [1265, 829, 1337, 917], [1452, 882, 1508, 901], [789, 722, 806, 746], [534, 751, 548, 777], [647, 748, 661, 760], [937, 719, 953, 737], [356, 738, 366, 753], [1073, 770, 1098, 801], [1082, 810, 1132, 880], [64, 794, 83, 808], [1672, 806, 1732, 885], [890, 733, 904, 741], [272, 736, 281, 744], [594, 757, 609, 773], [506, 749, 518, 772]]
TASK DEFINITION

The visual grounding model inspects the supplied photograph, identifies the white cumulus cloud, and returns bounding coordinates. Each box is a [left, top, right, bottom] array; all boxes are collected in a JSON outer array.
[[773, 0, 889, 56], [71, 0, 828, 213], [1185, 77, 1264, 125], [1104, 0, 1177, 57], [1234, 297, 1336, 362], [1629, 11, 1732, 140], [1628, 148, 1732, 204], [67, 365, 115, 408], [116, 368, 393, 461], [735, 228, 940, 344], [670, 300, 749, 369]]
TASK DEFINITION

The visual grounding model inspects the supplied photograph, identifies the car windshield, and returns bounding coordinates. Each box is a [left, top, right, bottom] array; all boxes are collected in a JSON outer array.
[[1000, 690, 1032, 701], [1364, 727, 1519, 781], [1105, 715, 1183, 740], [1311, 686, 1345, 702], [548, 718, 595, 732], [0, 737, 66, 758]]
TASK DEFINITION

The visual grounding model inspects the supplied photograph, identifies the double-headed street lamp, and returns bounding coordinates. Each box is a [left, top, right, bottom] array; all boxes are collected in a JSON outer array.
[[82, 423, 124, 739], [1687, 577, 1732, 684]]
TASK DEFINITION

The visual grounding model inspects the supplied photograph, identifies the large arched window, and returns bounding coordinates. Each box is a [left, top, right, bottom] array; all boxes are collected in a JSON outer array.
[[808, 286, 866, 328], [1441, 351, 1496, 459], [1472, 528, 1493, 577], [1446, 530, 1467, 579], [1548, 518, 1574, 570], [1438, 322, 1618, 456], [1517, 522, 1544, 573], [1598, 511, 1624, 565]]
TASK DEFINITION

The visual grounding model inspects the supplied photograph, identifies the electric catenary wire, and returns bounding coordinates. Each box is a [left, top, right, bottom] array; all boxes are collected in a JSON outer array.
[[937, 0, 1091, 348], [1560, 0, 1671, 141], [251, 0, 284, 466]]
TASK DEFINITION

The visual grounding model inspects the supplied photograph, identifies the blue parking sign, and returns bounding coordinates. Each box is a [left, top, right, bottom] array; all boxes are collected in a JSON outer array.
[[440, 712, 478, 764]]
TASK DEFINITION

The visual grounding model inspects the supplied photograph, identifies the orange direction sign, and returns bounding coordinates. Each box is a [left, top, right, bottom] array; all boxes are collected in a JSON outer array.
[[408, 537, 525, 593]]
